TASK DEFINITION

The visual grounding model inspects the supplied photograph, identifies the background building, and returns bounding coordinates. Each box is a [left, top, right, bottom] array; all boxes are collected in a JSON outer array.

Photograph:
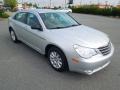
[[0, 0, 3, 9], [117, 1, 120, 8]]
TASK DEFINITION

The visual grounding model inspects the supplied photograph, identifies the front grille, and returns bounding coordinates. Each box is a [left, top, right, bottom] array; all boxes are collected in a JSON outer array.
[[98, 42, 111, 56]]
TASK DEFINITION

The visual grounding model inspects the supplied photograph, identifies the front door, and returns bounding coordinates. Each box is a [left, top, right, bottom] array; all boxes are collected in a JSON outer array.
[[23, 13, 45, 53]]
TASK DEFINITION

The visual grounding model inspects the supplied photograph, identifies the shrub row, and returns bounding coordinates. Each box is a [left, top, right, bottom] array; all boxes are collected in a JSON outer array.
[[0, 9, 9, 18], [71, 5, 120, 17]]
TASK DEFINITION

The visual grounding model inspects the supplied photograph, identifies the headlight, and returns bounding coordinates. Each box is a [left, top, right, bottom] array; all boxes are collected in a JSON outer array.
[[73, 45, 97, 59]]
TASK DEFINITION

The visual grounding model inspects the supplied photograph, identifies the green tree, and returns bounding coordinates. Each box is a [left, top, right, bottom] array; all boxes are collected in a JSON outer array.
[[4, 0, 17, 9], [33, 4, 38, 8], [28, 3, 32, 7]]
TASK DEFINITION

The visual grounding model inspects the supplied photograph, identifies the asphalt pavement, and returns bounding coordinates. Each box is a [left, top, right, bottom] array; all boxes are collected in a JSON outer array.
[[0, 13, 120, 90]]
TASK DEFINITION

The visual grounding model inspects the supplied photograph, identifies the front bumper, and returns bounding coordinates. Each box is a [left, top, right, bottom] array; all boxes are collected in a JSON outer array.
[[67, 44, 114, 75], [82, 60, 111, 75], [84, 61, 110, 75]]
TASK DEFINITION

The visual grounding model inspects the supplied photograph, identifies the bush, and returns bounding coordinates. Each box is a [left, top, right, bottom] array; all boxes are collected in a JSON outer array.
[[0, 9, 9, 18], [112, 8, 120, 17], [1, 12, 9, 18], [71, 5, 120, 17], [0, 9, 4, 16]]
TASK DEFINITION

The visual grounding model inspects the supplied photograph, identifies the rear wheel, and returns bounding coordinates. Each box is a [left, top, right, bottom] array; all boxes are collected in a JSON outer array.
[[9, 29, 19, 43], [48, 47, 69, 72]]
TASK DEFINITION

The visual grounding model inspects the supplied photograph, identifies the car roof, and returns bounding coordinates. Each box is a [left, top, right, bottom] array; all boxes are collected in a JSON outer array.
[[18, 9, 65, 13]]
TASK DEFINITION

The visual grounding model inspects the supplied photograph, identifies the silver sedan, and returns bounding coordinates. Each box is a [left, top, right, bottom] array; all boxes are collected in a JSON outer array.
[[8, 9, 114, 75]]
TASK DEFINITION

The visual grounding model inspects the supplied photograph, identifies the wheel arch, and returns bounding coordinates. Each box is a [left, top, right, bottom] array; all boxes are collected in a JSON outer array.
[[45, 44, 64, 57]]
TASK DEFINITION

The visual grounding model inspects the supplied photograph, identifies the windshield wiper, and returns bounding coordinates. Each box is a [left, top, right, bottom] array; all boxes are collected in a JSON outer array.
[[49, 24, 80, 29], [68, 24, 79, 27], [49, 27, 65, 29]]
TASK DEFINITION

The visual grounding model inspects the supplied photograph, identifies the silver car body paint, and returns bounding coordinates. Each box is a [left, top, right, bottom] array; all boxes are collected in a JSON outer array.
[[8, 9, 114, 75]]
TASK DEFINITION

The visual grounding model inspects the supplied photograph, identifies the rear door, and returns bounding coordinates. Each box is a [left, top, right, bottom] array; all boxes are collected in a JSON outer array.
[[12, 12, 27, 40]]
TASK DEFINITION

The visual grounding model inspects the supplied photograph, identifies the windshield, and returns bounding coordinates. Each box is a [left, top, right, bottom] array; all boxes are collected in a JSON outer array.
[[39, 12, 80, 29]]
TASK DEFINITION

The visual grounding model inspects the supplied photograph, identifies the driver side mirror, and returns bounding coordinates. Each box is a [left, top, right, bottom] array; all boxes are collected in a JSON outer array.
[[31, 25, 43, 31]]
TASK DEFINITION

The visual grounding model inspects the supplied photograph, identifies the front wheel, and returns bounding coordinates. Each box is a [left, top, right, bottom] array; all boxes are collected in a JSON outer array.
[[48, 47, 69, 72]]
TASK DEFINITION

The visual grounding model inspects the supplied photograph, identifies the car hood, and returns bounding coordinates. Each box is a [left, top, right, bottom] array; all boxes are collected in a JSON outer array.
[[46, 25, 109, 48]]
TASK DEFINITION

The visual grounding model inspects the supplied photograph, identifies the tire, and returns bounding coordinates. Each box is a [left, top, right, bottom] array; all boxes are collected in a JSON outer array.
[[9, 29, 19, 43], [48, 47, 69, 72]]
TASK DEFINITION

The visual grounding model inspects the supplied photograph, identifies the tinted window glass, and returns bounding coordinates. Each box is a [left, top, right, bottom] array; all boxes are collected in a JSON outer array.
[[27, 13, 41, 28], [14, 12, 27, 23]]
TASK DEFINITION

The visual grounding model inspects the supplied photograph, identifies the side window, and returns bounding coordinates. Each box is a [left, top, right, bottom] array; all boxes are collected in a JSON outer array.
[[27, 13, 41, 29], [14, 12, 27, 24]]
